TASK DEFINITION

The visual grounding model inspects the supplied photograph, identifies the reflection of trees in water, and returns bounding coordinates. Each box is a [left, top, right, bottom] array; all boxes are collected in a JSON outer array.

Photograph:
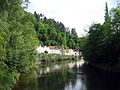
[[12, 69, 39, 90], [14, 62, 120, 90], [13, 60, 86, 90], [38, 69, 77, 90]]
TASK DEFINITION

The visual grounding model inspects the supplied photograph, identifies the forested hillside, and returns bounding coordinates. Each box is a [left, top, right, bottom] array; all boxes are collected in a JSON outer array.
[[34, 11, 82, 49]]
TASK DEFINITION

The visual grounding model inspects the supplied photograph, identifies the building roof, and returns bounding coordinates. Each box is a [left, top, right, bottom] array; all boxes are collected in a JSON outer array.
[[49, 46, 59, 50]]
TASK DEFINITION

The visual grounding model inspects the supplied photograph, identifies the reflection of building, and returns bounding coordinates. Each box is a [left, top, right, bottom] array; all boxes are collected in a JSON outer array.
[[37, 45, 79, 56]]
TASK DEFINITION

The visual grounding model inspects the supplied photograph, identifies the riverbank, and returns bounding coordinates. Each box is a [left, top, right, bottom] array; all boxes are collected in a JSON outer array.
[[38, 53, 80, 63]]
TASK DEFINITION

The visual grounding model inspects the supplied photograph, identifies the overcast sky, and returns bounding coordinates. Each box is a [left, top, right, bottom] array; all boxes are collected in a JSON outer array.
[[27, 0, 116, 37]]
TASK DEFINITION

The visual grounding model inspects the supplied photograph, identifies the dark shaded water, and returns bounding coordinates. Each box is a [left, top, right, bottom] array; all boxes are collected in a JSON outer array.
[[13, 60, 120, 90]]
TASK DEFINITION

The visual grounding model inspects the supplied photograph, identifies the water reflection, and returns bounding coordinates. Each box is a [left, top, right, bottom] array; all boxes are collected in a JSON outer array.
[[33, 60, 86, 90], [38, 60, 83, 77], [13, 60, 86, 90], [84, 65, 120, 90], [13, 60, 120, 90]]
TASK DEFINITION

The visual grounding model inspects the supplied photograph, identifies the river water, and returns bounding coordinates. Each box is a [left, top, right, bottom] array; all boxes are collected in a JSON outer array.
[[13, 60, 120, 90]]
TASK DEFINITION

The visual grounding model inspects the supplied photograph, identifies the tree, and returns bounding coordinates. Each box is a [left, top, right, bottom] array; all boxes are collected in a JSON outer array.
[[0, 0, 39, 89], [82, 5, 120, 72], [71, 28, 77, 36], [104, 2, 111, 23], [34, 11, 81, 49]]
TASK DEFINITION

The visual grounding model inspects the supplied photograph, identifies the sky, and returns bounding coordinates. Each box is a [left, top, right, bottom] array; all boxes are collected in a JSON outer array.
[[27, 0, 116, 37]]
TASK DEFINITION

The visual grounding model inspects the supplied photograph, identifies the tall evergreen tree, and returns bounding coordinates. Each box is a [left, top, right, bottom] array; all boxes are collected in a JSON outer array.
[[104, 2, 110, 23]]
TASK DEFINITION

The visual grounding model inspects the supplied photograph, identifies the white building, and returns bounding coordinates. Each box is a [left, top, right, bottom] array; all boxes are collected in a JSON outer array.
[[37, 45, 50, 53], [37, 45, 79, 56], [65, 49, 79, 56]]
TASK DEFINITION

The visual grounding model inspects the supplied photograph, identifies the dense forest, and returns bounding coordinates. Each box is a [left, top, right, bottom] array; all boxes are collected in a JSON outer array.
[[0, 0, 82, 89], [82, 3, 120, 72], [34, 11, 82, 49], [0, 0, 39, 89]]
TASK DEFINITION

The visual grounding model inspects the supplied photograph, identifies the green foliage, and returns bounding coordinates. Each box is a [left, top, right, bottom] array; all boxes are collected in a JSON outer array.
[[0, 0, 39, 89], [0, 63, 20, 90], [82, 5, 120, 72], [104, 2, 111, 23], [39, 54, 76, 62], [34, 12, 81, 49], [0, 0, 82, 89]]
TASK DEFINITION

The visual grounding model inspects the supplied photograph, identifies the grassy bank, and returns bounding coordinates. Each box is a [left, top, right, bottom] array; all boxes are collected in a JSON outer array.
[[38, 53, 79, 63]]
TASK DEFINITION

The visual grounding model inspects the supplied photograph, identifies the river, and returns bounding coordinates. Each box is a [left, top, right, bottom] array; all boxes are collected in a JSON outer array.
[[13, 60, 120, 90]]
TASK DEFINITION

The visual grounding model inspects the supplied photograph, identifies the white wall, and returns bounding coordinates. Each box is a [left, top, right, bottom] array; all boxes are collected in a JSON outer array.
[[37, 45, 79, 56]]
